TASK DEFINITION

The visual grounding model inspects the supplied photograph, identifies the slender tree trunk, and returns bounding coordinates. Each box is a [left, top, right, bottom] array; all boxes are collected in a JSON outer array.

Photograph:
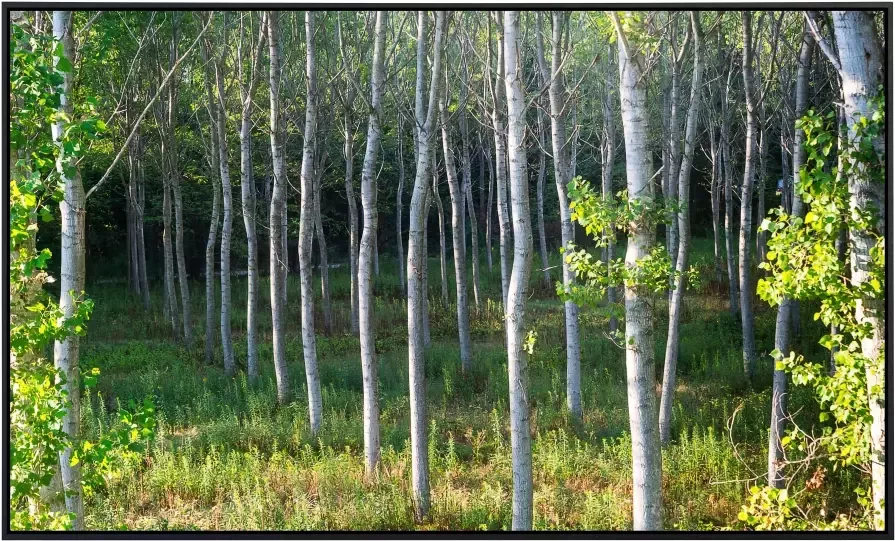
[[503, 11, 533, 529], [201, 41, 221, 364], [710, 128, 723, 283], [433, 165, 449, 306], [739, 11, 758, 381], [660, 12, 702, 445], [831, 11, 885, 528], [406, 11, 444, 520], [238, 13, 265, 382], [484, 138, 495, 273], [51, 11, 84, 527], [613, 14, 663, 530], [298, 10, 323, 435], [314, 171, 333, 335], [459, 40, 481, 310], [135, 140, 150, 310], [490, 15, 512, 308], [396, 114, 407, 298], [536, 12, 582, 419], [162, 172, 178, 336], [721, 60, 739, 318], [535, 103, 550, 287], [601, 51, 619, 334], [338, 15, 360, 336], [267, 10, 289, 403], [440, 64, 472, 372], [358, 11, 387, 475], [213, 32, 235, 376]]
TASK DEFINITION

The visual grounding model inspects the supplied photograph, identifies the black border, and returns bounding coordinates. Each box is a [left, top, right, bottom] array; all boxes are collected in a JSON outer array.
[[2, 2, 892, 539]]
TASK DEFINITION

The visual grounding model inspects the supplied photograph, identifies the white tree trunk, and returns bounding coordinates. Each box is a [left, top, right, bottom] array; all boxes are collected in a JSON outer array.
[[433, 166, 449, 306], [459, 40, 481, 310], [721, 62, 740, 318], [406, 11, 444, 520], [238, 13, 265, 382], [201, 40, 221, 365], [536, 12, 582, 419], [484, 138, 495, 273], [535, 102, 550, 287], [490, 16, 512, 308], [613, 14, 663, 530], [831, 10, 885, 529], [358, 10, 387, 475], [504, 11, 533, 530], [51, 11, 85, 527], [396, 114, 407, 298], [337, 14, 360, 336], [213, 35, 235, 377], [299, 10, 323, 436], [440, 67, 472, 372], [267, 10, 290, 404], [660, 12, 703, 445], [739, 11, 758, 381]]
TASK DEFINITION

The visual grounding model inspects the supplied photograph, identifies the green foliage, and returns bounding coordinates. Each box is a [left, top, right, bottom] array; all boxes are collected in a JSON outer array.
[[751, 96, 885, 530], [9, 20, 150, 531]]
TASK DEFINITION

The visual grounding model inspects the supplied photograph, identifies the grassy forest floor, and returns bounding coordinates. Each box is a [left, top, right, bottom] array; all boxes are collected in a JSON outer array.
[[79, 237, 862, 530]]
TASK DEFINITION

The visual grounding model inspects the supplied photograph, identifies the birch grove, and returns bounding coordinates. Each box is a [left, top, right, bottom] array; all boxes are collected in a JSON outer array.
[[11, 8, 886, 534]]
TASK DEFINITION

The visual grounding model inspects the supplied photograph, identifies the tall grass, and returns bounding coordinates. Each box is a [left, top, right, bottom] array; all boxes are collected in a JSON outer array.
[[78, 240, 857, 530]]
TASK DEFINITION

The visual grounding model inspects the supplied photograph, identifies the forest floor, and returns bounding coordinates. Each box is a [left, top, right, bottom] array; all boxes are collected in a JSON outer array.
[[79, 237, 861, 530]]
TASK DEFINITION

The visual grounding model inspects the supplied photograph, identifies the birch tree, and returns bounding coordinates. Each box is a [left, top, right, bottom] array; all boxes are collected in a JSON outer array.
[[503, 10, 533, 530], [238, 13, 266, 380], [267, 10, 289, 404], [440, 46, 472, 371], [358, 9, 387, 474], [51, 11, 85, 527], [611, 11, 663, 530], [406, 10, 444, 520], [659, 11, 703, 445], [535, 11, 582, 419], [739, 11, 758, 380], [298, 10, 324, 435]]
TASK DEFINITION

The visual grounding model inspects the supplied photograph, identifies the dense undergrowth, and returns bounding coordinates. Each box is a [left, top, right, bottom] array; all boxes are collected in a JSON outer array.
[[78, 238, 862, 530]]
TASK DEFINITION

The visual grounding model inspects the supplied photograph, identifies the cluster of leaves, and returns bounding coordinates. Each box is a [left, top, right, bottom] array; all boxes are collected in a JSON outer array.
[[736, 485, 871, 531], [9, 21, 154, 531], [751, 97, 885, 529], [568, 177, 680, 247], [561, 176, 698, 310]]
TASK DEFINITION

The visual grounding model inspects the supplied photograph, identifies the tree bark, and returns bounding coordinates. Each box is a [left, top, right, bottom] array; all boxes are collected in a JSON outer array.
[[721, 56, 740, 318], [358, 10, 387, 474], [267, 10, 289, 404], [831, 10, 885, 528], [739, 11, 758, 381], [440, 61, 472, 372], [490, 13, 512, 308], [212, 22, 235, 376], [238, 13, 265, 381], [406, 11, 444, 520], [298, 10, 323, 436], [201, 39, 221, 365], [612, 13, 663, 530], [51, 11, 85, 527], [660, 12, 703, 445], [396, 114, 407, 298], [337, 13, 360, 336], [503, 11, 533, 530], [433, 166, 449, 306], [536, 11, 582, 419], [459, 36, 481, 310]]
